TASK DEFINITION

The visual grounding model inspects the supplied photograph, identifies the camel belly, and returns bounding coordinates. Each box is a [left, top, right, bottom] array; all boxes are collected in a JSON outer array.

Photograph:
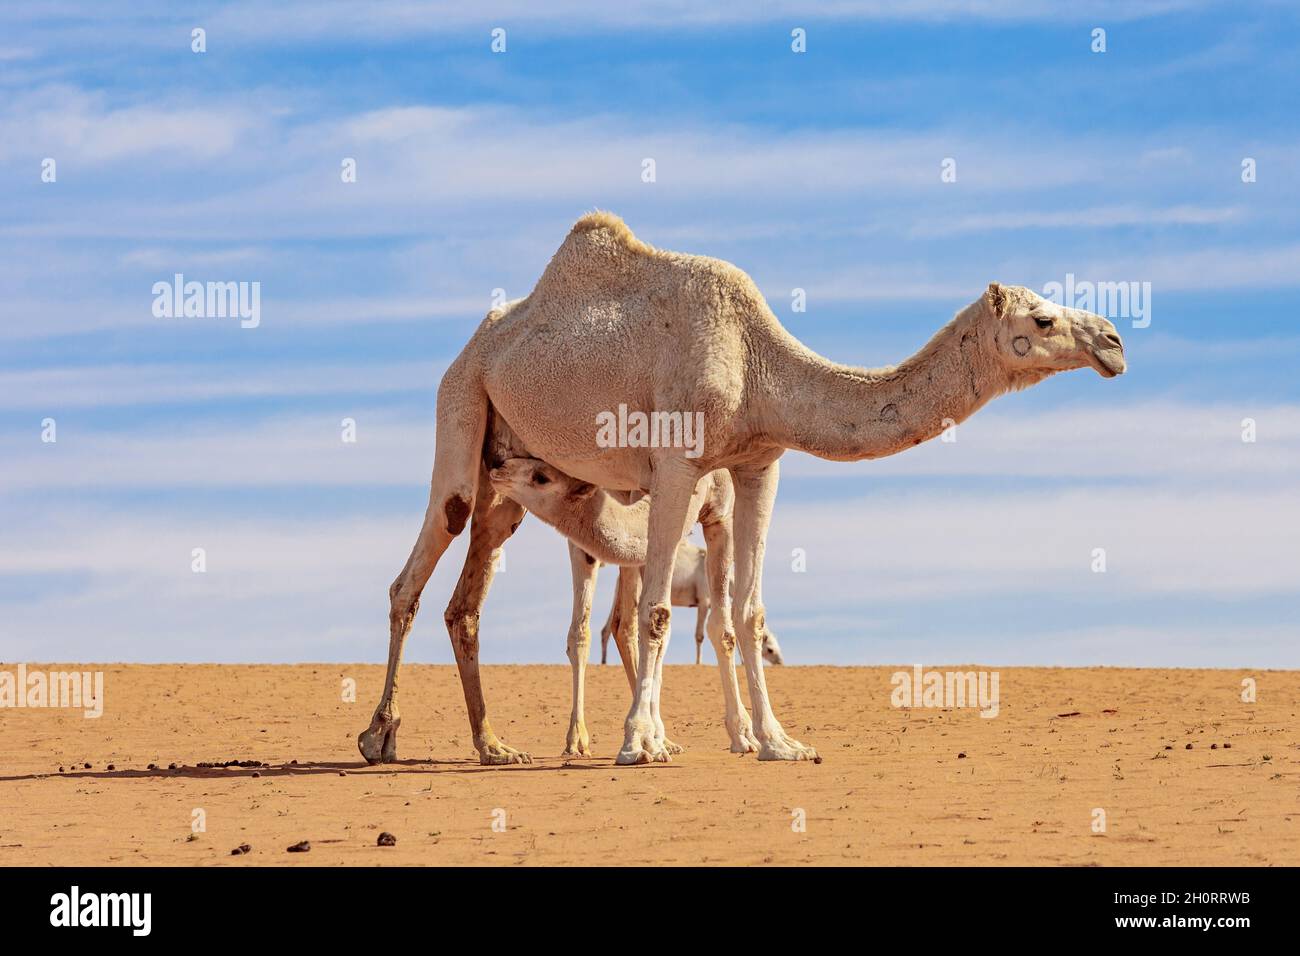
[[484, 393, 652, 492], [478, 298, 715, 491]]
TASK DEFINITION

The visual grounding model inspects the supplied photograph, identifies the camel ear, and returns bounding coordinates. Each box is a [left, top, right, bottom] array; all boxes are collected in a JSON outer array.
[[566, 481, 598, 501], [986, 282, 1008, 319]]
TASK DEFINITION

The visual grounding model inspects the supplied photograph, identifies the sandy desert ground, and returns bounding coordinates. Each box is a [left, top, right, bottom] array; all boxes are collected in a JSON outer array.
[[1, 663, 1296, 866]]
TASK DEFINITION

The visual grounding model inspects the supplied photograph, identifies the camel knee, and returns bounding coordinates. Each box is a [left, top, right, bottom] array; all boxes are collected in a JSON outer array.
[[566, 625, 591, 664], [443, 604, 480, 658], [642, 603, 671, 648], [736, 605, 765, 648], [441, 492, 473, 537], [388, 575, 420, 632]]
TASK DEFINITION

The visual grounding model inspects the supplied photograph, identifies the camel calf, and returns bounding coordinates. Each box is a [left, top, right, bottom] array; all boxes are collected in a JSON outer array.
[[489, 457, 781, 755]]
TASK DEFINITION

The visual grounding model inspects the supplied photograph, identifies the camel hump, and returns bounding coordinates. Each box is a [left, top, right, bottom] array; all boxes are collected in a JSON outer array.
[[567, 210, 655, 257]]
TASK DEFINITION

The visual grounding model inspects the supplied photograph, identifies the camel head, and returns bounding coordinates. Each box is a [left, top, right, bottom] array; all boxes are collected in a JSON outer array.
[[761, 628, 784, 665], [488, 457, 596, 507], [982, 282, 1126, 389]]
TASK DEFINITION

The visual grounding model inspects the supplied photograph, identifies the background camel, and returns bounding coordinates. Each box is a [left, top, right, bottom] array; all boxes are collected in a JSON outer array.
[[359, 212, 1125, 767], [598, 542, 785, 667]]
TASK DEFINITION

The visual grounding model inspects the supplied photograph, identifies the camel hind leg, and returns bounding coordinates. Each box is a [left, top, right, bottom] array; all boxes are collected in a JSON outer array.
[[599, 585, 618, 665], [564, 542, 599, 755], [357, 355, 489, 764], [694, 603, 706, 665], [443, 478, 530, 765], [616, 460, 700, 765], [700, 511, 758, 754]]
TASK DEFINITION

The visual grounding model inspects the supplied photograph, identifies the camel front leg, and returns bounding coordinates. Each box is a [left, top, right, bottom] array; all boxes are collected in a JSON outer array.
[[358, 507, 454, 764], [616, 461, 699, 765], [443, 483, 532, 765], [648, 621, 683, 755], [605, 564, 687, 749], [358, 363, 486, 764], [730, 460, 818, 762], [607, 567, 641, 690], [564, 542, 599, 755], [700, 514, 758, 754]]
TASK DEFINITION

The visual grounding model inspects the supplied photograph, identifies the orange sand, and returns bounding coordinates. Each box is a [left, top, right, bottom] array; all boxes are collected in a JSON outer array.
[[1, 664, 1295, 865]]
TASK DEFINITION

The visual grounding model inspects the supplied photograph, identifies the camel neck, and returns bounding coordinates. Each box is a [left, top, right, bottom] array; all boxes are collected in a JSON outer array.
[[764, 306, 1009, 462], [543, 493, 649, 567]]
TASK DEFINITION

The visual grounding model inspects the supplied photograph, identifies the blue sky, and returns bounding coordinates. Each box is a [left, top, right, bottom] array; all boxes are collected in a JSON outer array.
[[2, 1, 1298, 667]]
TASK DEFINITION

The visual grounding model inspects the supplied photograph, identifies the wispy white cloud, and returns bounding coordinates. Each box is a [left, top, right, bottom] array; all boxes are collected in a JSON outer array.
[[0, 360, 443, 409], [1080, 242, 1300, 292], [909, 204, 1244, 238], [3, 410, 436, 490], [0, 85, 260, 164], [5, 474, 1296, 664], [763, 484, 1300, 600]]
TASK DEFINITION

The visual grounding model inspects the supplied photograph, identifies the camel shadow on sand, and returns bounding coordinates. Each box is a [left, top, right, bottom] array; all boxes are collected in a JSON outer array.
[[0, 755, 672, 783]]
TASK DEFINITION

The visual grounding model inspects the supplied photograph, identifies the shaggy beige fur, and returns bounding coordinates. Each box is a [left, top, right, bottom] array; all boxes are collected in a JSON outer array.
[[359, 212, 1125, 767]]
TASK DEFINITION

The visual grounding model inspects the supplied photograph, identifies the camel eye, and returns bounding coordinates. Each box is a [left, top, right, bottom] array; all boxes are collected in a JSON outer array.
[[532, 471, 550, 486], [1033, 315, 1053, 330]]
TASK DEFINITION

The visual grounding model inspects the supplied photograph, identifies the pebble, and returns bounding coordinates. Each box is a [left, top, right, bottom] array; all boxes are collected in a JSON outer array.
[[377, 832, 397, 847], [286, 840, 311, 853]]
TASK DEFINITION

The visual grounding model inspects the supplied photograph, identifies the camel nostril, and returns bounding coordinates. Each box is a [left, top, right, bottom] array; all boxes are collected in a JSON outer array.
[[1100, 332, 1124, 351]]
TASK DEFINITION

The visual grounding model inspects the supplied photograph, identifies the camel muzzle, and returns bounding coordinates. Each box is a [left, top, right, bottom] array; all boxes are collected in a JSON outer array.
[[1088, 328, 1126, 378]]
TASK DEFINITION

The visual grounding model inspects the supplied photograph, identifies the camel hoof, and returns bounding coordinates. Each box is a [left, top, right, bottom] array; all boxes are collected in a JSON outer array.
[[757, 737, 819, 762], [564, 721, 591, 756], [617, 724, 669, 765], [478, 742, 532, 766], [661, 737, 684, 755], [726, 722, 759, 754], [615, 746, 668, 765], [615, 748, 648, 765], [358, 718, 399, 764]]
